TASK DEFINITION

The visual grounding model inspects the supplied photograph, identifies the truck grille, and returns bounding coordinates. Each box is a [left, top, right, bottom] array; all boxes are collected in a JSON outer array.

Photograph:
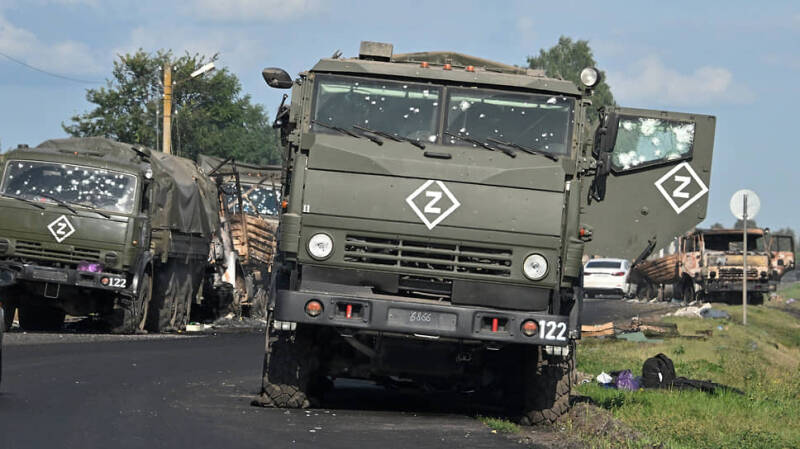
[[718, 267, 759, 280], [343, 235, 512, 277], [15, 240, 101, 264]]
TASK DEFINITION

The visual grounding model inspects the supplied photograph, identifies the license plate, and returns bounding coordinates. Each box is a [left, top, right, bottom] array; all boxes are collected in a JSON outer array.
[[387, 308, 457, 331], [102, 276, 127, 288]]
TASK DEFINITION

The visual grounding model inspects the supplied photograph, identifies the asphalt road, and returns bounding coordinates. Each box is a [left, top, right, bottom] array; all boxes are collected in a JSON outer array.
[[0, 297, 670, 449]]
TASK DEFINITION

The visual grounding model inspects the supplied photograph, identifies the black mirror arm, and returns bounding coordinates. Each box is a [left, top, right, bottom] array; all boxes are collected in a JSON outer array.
[[273, 94, 289, 129]]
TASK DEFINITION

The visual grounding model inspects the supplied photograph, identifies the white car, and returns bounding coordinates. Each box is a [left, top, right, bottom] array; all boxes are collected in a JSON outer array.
[[583, 258, 634, 298]]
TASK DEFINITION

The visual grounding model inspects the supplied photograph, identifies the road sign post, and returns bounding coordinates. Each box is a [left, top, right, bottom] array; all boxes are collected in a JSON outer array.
[[730, 189, 760, 326]]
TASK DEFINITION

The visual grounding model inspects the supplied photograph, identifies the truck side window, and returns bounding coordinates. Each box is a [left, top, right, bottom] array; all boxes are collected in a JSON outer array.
[[611, 117, 695, 172]]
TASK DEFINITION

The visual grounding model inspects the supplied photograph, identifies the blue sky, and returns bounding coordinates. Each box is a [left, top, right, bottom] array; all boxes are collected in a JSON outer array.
[[1, 0, 798, 231]]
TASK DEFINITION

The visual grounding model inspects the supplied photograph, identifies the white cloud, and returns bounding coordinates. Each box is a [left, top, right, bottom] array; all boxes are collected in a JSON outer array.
[[606, 56, 753, 106], [186, 0, 320, 22], [0, 13, 103, 75]]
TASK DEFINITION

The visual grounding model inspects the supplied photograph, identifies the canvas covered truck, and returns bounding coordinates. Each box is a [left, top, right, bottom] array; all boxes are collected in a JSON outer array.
[[632, 228, 774, 303], [0, 137, 228, 333], [253, 41, 716, 424], [199, 155, 281, 317]]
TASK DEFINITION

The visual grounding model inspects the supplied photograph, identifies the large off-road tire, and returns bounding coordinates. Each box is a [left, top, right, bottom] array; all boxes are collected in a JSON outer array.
[[520, 346, 576, 426], [18, 303, 65, 331], [106, 271, 152, 334], [254, 324, 320, 408]]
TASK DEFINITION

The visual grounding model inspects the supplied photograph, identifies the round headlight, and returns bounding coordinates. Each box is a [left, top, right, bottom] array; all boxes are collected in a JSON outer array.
[[579, 67, 600, 88], [307, 233, 333, 260], [523, 254, 548, 280]]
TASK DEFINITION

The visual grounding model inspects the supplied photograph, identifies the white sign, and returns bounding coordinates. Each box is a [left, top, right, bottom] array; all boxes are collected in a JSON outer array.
[[406, 180, 460, 230], [654, 162, 709, 214], [730, 189, 760, 220], [47, 215, 76, 243]]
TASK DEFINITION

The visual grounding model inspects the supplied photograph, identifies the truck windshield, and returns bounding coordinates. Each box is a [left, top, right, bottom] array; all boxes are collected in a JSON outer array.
[[312, 74, 441, 143], [1, 160, 137, 214], [704, 233, 765, 252], [224, 183, 280, 217], [444, 89, 574, 155]]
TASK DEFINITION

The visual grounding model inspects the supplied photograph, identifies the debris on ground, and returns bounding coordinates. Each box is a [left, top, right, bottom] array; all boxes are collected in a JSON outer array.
[[581, 322, 615, 338], [666, 302, 731, 319], [596, 372, 613, 384], [616, 331, 663, 343]]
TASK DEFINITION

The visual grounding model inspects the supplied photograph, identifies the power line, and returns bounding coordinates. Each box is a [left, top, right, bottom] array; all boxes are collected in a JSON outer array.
[[0, 50, 101, 84]]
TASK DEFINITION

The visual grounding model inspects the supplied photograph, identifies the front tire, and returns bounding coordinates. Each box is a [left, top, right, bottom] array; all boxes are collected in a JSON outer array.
[[255, 324, 320, 408], [519, 346, 575, 426], [107, 271, 151, 334]]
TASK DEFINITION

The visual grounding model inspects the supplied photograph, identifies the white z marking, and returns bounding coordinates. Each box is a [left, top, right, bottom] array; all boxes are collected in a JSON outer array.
[[56, 222, 68, 235], [672, 175, 691, 199], [423, 190, 442, 214]]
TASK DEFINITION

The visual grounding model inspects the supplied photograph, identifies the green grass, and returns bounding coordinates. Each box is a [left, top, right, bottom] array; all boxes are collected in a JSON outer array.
[[576, 304, 800, 449], [478, 416, 520, 434], [778, 282, 800, 301]]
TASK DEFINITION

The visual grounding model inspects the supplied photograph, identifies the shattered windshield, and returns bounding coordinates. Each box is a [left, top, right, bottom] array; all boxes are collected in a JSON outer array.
[[312, 74, 441, 143], [1, 160, 137, 214], [611, 117, 695, 171], [444, 89, 574, 155], [224, 183, 280, 217]]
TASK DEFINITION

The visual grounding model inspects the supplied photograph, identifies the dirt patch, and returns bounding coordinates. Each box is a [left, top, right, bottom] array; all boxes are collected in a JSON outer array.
[[508, 400, 659, 449]]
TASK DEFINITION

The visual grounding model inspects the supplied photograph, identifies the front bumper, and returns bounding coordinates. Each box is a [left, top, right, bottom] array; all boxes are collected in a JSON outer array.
[[706, 280, 773, 293], [274, 288, 570, 346], [0, 262, 133, 296]]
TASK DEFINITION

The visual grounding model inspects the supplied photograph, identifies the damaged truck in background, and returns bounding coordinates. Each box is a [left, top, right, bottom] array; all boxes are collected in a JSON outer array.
[[199, 155, 281, 318], [632, 228, 795, 304], [0, 137, 232, 333], [253, 41, 716, 424]]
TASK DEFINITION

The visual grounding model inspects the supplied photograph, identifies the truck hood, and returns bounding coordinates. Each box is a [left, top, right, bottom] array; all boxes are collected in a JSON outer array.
[[0, 201, 130, 251], [303, 169, 564, 237]]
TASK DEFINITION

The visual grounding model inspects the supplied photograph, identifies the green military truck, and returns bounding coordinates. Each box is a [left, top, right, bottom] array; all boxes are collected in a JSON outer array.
[[0, 137, 225, 333], [254, 41, 716, 423]]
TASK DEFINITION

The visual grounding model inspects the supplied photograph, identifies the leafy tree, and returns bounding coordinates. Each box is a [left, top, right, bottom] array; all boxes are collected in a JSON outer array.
[[527, 36, 615, 121], [63, 50, 280, 165], [710, 222, 725, 229]]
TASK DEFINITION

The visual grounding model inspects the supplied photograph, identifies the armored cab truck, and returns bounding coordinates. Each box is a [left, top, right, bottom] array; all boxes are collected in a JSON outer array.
[[633, 228, 773, 304], [254, 41, 716, 423], [199, 155, 281, 317], [0, 137, 226, 333]]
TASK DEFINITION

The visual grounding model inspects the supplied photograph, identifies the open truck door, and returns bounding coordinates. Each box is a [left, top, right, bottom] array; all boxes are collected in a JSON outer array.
[[583, 107, 716, 260]]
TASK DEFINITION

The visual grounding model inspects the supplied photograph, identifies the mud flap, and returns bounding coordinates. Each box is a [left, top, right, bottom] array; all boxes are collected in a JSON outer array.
[[583, 107, 716, 259]]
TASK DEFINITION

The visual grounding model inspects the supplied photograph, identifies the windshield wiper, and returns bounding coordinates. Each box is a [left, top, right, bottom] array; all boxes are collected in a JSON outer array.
[[353, 125, 426, 149], [0, 193, 45, 209], [38, 193, 78, 214], [487, 137, 559, 161], [311, 120, 364, 139], [39, 193, 111, 219], [444, 132, 515, 158]]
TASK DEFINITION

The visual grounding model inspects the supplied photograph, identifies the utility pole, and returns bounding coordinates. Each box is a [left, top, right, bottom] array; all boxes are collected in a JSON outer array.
[[162, 63, 172, 154], [742, 195, 748, 326]]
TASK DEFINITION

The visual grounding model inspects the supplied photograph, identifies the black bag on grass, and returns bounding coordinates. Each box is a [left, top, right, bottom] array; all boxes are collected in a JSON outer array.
[[641, 353, 675, 388]]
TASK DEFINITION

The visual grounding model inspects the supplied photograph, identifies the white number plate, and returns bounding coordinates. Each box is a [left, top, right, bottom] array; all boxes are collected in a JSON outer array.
[[108, 277, 127, 288], [538, 320, 567, 341]]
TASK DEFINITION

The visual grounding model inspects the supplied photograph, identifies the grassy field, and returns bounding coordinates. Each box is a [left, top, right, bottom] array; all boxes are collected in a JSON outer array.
[[572, 299, 800, 449]]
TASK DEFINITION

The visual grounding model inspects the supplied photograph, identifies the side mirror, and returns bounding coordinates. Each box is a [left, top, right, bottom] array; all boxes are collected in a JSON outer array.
[[262, 68, 293, 89], [592, 109, 619, 159]]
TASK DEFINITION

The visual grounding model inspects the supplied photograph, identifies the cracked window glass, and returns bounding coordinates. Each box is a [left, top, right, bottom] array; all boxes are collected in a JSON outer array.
[[224, 183, 280, 217], [312, 74, 440, 143], [444, 89, 574, 155], [1, 160, 138, 214], [612, 117, 695, 171]]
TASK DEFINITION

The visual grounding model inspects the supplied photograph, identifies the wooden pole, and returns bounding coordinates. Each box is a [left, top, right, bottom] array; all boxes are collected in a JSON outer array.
[[162, 64, 172, 154]]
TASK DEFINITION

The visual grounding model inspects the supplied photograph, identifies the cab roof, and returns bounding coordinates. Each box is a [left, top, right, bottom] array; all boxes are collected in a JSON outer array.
[[4, 136, 150, 174], [310, 50, 581, 96]]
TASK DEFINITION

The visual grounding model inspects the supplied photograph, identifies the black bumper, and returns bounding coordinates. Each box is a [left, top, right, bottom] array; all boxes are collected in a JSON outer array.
[[274, 288, 570, 346], [0, 262, 133, 295]]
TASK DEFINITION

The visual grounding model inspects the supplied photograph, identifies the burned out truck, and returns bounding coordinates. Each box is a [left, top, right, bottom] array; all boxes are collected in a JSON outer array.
[[199, 155, 281, 317], [254, 41, 716, 423], [768, 232, 795, 281], [0, 137, 226, 333], [633, 228, 774, 303]]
